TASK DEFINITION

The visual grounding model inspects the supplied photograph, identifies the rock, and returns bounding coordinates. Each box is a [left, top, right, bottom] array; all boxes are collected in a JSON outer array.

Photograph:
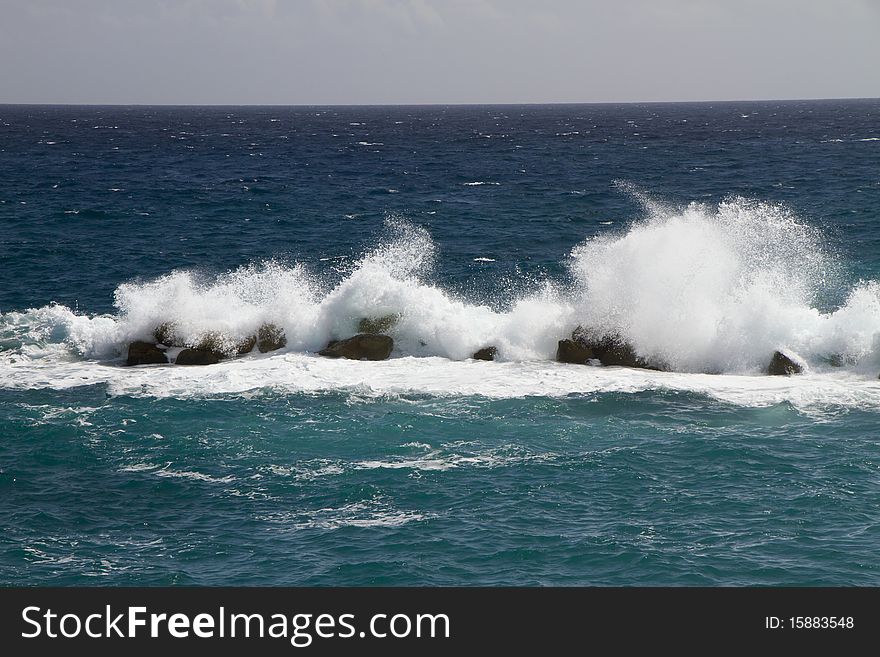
[[153, 322, 182, 347], [767, 350, 803, 376], [257, 323, 287, 353], [176, 348, 221, 366], [592, 336, 646, 368], [557, 327, 664, 370], [195, 332, 226, 354], [176, 331, 229, 365], [127, 341, 168, 366], [472, 346, 497, 361], [236, 335, 257, 355], [318, 334, 393, 360], [358, 315, 399, 334], [556, 339, 594, 364]]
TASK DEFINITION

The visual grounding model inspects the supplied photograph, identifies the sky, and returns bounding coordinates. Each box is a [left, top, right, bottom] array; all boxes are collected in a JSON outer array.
[[1, 0, 879, 105]]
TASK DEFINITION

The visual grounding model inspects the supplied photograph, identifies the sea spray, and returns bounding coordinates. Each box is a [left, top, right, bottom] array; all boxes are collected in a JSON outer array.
[[568, 197, 847, 372], [113, 262, 321, 354], [1, 199, 880, 379]]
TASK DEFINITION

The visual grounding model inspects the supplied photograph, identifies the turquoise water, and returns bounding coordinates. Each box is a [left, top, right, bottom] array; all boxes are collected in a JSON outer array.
[[5, 387, 879, 585], [2, 102, 880, 585]]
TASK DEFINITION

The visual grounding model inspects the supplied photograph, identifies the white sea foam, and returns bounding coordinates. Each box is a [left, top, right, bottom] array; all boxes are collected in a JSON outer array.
[[260, 500, 430, 530], [2, 351, 879, 410], [153, 469, 236, 484], [2, 198, 880, 408], [354, 448, 553, 472]]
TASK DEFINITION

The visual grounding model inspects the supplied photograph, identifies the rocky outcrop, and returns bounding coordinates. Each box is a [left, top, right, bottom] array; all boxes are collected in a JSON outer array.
[[472, 346, 497, 361], [127, 341, 168, 366], [176, 332, 229, 364], [257, 323, 286, 353], [767, 350, 803, 376], [319, 334, 393, 360], [556, 338, 594, 364], [591, 337, 649, 368], [130, 322, 288, 367], [176, 348, 221, 366], [557, 328, 664, 370], [358, 315, 399, 334]]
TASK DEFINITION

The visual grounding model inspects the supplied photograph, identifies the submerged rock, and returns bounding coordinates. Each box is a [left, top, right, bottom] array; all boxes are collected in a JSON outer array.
[[472, 346, 497, 361], [767, 350, 803, 376], [358, 315, 399, 334], [318, 334, 393, 360], [176, 348, 221, 366], [127, 341, 168, 366], [257, 323, 287, 353]]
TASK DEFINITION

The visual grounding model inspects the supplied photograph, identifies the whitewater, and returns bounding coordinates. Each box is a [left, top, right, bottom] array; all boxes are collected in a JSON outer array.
[[3, 197, 880, 408]]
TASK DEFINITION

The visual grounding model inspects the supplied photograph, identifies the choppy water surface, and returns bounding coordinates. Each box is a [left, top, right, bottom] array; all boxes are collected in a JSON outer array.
[[1, 101, 879, 584]]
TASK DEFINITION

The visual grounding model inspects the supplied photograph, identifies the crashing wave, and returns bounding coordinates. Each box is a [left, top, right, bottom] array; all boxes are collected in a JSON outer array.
[[2, 196, 880, 392]]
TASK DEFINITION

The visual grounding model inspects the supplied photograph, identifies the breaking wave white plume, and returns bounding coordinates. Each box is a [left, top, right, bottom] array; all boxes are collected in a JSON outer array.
[[2, 198, 880, 406], [568, 197, 871, 373]]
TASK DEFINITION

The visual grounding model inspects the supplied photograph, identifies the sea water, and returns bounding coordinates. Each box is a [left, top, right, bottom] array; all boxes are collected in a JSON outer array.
[[1, 101, 879, 585]]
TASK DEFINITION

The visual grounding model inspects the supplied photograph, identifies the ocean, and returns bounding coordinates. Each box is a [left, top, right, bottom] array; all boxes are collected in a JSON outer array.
[[1, 100, 879, 586]]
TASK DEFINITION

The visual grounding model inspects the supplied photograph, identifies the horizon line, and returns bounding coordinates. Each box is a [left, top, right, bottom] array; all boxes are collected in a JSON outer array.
[[1, 95, 878, 108]]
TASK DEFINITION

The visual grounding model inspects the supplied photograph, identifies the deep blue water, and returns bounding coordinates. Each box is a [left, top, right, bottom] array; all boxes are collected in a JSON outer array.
[[1, 101, 880, 585]]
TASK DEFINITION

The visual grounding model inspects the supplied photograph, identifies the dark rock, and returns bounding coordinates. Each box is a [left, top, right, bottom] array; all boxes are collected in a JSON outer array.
[[127, 341, 168, 366], [257, 323, 287, 353], [176, 348, 221, 366], [358, 315, 399, 334], [236, 335, 257, 355], [556, 339, 594, 364], [472, 346, 497, 361], [592, 336, 645, 368], [153, 322, 182, 347], [768, 350, 803, 376], [195, 332, 226, 354], [318, 334, 393, 360], [557, 327, 664, 370], [178, 332, 231, 363]]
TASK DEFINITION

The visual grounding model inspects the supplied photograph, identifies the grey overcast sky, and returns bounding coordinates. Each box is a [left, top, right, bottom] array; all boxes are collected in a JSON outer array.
[[1, 0, 879, 105]]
